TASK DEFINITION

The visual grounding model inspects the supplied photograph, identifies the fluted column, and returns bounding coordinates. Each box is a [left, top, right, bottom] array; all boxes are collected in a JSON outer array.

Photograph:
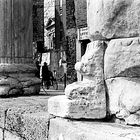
[[0, 0, 41, 97]]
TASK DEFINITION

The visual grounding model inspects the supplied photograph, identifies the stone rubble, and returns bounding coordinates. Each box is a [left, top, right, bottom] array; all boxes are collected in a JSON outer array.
[[48, 41, 106, 119]]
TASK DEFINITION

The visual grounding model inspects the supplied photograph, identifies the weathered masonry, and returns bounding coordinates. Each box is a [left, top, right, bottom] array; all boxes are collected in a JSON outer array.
[[48, 0, 140, 126]]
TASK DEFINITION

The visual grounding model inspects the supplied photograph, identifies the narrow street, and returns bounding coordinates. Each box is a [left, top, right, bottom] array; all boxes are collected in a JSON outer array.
[[40, 83, 65, 95]]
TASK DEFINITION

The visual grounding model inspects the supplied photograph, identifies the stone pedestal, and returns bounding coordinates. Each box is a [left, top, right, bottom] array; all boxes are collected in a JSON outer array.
[[48, 41, 106, 119], [0, 64, 41, 97], [0, 0, 41, 97]]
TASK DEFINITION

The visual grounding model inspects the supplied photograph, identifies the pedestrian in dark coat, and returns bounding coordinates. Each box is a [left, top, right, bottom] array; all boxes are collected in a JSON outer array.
[[42, 62, 54, 88]]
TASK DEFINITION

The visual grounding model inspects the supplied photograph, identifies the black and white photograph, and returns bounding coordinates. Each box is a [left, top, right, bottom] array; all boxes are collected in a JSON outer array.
[[0, 0, 140, 139]]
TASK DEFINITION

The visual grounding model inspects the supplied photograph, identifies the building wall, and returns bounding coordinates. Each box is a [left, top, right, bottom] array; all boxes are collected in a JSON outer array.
[[55, 0, 78, 83], [74, 0, 87, 29], [65, 0, 77, 83], [66, 0, 76, 29], [33, 0, 44, 42], [55, 0, 61, 50], [74, 0, 89, 81], [66, 29, 77, 83], [44, 0, 55, 49], [48, 0, 88, 83]]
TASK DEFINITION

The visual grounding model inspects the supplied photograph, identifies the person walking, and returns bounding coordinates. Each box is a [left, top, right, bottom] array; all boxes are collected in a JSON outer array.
[[42, 62, 54, 89]]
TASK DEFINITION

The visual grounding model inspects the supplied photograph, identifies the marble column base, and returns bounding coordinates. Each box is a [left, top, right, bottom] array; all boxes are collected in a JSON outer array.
[[0, 64, 41, 97]]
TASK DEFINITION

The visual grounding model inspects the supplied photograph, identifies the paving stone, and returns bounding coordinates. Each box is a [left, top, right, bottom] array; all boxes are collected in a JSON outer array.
[[6, 112, 53, 140], [87, 0, 140, 40], [48, 95, 106, 119], [0, 96, 56, 140], [0, 99, 27, 128], [48, 117, 140, 140], [19, 112, 53, 140], [0, 96, 50, 128], [104, 37, 140, 79]]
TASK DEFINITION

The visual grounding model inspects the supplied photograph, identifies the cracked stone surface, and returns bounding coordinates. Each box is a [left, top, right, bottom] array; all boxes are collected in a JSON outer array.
[[49, 117, 140, 140], [48, 41, 106, 119], [0, 95, 55, 140], [104, 37, 140, 79], [106, 77, 140, 126], [87, 0, 140, 40], [48, 95, 106, 119]]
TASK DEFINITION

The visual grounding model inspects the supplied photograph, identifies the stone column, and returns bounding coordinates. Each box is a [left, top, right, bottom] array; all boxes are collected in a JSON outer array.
[[0, 0, 41, 97]]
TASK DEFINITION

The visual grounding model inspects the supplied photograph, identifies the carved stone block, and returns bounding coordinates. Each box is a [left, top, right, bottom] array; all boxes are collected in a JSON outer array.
[[106, 77, 140, 125], [87, 0, 140, 40], [48, 95, 106, 119], [104, 37, 140, 79], [48, 41, 106, 119]]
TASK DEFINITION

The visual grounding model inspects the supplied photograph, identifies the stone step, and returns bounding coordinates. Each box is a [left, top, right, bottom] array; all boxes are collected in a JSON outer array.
[[0, 95, 55, 140], [48, 118, 140, 140], [0, 95, 140, 140]]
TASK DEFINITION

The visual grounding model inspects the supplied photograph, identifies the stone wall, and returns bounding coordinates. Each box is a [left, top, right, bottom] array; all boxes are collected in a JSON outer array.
[[87, 0, 140, 125]]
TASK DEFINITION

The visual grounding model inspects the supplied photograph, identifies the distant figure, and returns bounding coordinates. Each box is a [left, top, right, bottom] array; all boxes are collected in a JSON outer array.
[[35, 61, 40, 78], [53, 70, 57, 80], [42, 62, 54, 89]]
